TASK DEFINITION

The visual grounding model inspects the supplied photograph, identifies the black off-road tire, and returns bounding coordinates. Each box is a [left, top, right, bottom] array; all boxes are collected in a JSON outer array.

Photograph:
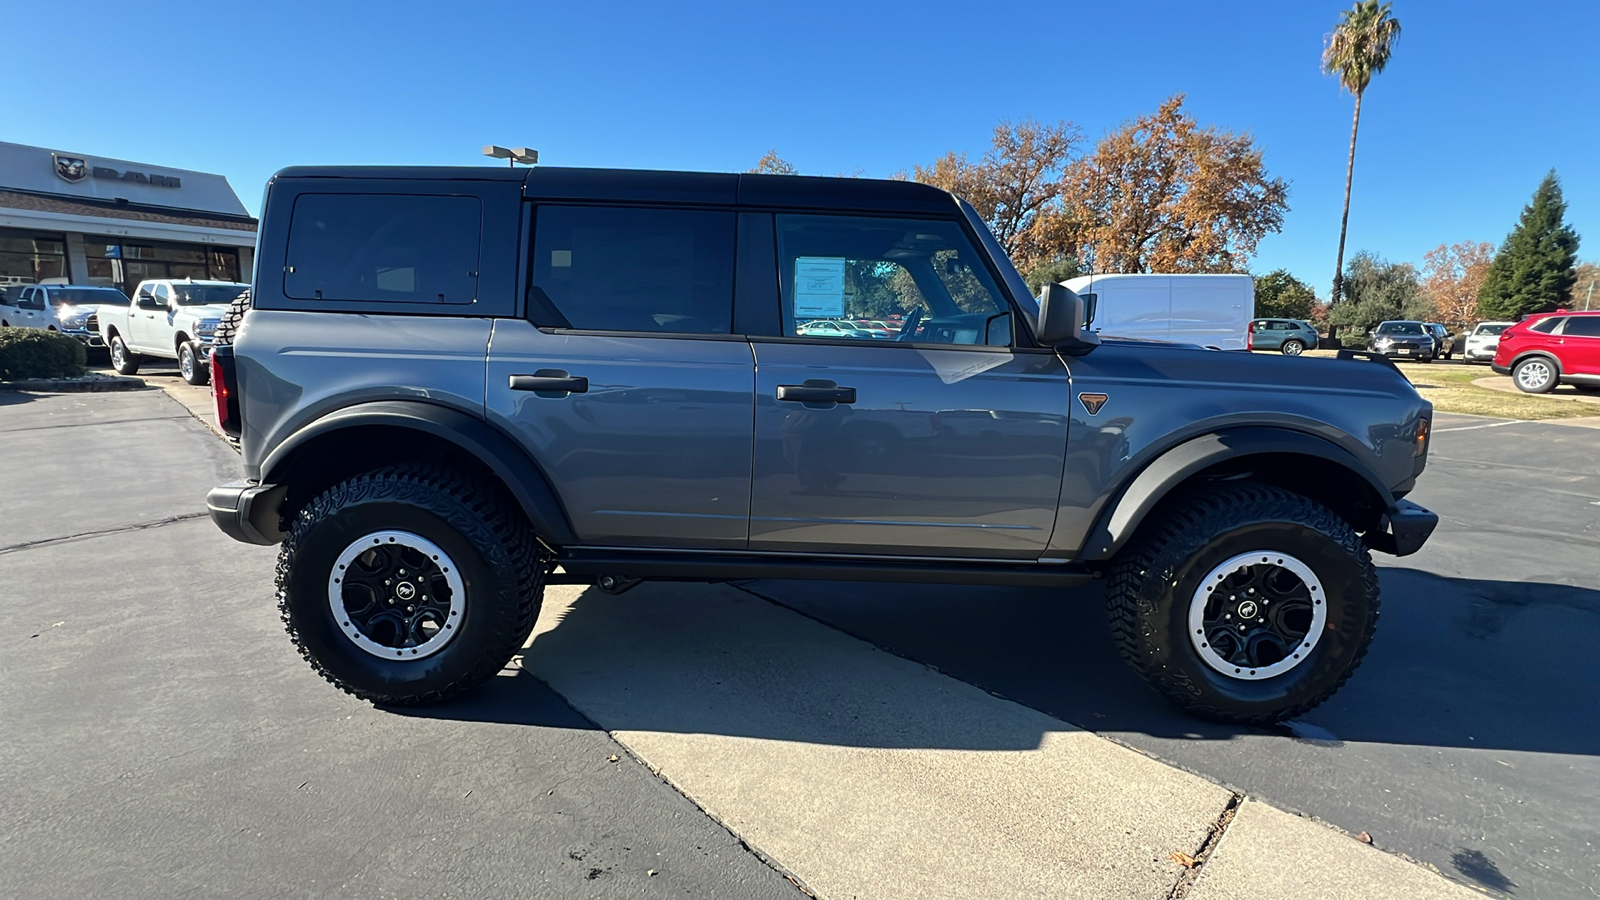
[[1106, 483, 1380, 724], [277, 465, 547, 705]]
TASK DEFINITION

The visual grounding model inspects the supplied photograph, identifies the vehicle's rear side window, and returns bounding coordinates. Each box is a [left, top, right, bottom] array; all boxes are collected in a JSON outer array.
[[531, 206, 736, 334], [284, 194, 481, 304], [1529, 317, 1565, 334], [1562, 316, 1600, 337]]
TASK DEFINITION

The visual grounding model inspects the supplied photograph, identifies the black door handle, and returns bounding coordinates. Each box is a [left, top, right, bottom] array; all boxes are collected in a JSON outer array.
[[776, 381, 856, 405], [510, 371, 589, 395]]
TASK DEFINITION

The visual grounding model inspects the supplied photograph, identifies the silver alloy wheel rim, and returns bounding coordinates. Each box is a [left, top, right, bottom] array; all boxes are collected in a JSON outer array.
[[328, 530, 466, 660], [112, 339, 125, 369], [1517, 360, 1552, 390], [1188, 551, 1327, 681], [1283, 341, 1303, 356], [180, 346, 194, 380]]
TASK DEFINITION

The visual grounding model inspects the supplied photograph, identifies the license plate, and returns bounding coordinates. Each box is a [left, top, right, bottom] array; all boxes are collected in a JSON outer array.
[[1398, 348, 1411, 354]]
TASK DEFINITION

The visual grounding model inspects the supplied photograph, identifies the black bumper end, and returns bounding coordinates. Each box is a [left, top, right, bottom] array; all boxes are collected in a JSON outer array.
[[1366, 499, 1438, 557], [1490, 363, 1511, 375], [207, 482, 287, 545]]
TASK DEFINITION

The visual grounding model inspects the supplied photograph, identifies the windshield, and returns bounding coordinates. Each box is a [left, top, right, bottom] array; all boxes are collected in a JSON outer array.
[[1474, 323, 1509, 336], [171, 284, 248, 306], [1376, 322, 1423, 335], [47, 287, 127, 306]]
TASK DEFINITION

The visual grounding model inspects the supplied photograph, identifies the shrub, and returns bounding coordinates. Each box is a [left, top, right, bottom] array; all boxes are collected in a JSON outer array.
[[0, 328, 88, 380]]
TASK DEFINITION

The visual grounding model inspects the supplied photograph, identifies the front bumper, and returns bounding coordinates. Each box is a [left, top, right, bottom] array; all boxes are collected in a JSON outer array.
[[206, 481, 287, 545], [1365, 499, 1438, 556], [1375, 345, 1433, 359], [60, 328, 105, 348]]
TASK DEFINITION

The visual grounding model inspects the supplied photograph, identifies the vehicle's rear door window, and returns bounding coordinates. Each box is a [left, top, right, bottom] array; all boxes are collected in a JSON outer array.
[[284, 194, 482, 304], [530, 206, 735, 334]]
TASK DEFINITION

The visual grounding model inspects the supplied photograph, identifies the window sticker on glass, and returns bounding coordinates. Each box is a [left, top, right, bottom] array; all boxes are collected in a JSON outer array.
[[794, 256, 846, 318], [551, 250, 572, 268]]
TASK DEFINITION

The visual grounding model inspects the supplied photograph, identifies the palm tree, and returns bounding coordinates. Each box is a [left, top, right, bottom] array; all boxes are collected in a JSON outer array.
[[1323, 1, 1402, 308]]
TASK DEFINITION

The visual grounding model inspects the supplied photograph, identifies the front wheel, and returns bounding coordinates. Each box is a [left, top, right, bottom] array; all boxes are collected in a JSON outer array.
[[277, 465, 548, 705], [1280, 339, 1305, 357], [178, 342, 209, 385], [109, 335, 141, 375], [1107, 484, 1379, 724]]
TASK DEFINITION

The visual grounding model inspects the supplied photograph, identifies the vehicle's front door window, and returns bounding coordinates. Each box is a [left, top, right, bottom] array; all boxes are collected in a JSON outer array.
[[775, 215, 1009, 346]]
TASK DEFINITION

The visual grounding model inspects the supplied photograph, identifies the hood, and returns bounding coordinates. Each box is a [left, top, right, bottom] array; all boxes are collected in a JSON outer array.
[[174, 303, 231, 320]]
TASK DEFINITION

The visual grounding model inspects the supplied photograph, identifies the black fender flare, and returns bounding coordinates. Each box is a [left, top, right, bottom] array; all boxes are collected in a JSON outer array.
[[1078, 426, 1393, 561], [260, 400, 577, 546]]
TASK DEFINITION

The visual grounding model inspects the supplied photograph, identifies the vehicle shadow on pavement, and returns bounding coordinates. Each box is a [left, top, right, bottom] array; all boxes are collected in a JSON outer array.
[[401, 569, 1599, 758], [736, 568, 1600, 757]]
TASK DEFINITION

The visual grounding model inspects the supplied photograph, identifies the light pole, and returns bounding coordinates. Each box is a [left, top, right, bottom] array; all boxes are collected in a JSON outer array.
[[482, 145, 539, 168]]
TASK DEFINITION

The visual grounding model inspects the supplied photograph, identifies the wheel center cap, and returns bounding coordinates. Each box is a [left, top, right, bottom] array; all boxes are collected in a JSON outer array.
[[394, 582, 417, 601], [1236, 600, 1259, 619]]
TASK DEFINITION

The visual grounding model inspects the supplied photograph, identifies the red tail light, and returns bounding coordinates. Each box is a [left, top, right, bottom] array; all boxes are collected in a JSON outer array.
[[211, 346, 241, 437]]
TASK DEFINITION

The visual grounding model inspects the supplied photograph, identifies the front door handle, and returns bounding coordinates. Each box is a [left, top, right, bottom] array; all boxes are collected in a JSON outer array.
[[776, 381, 856, 405], [510, 370, 589, 396]]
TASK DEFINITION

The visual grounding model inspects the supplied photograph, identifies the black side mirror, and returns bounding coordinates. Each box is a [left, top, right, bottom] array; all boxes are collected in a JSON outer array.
[[1036, 283, 1100, 355]]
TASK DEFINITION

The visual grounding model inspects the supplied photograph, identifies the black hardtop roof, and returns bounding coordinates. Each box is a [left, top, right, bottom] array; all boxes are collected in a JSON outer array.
[[270, 166, 960, 214]]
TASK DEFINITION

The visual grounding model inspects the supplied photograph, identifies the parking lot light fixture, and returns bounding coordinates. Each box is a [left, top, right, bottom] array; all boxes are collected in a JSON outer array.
[[482, 145, 539, 168]]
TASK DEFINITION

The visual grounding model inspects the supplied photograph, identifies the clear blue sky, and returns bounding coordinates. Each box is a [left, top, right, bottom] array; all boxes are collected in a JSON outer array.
[[5, 0, 1594, 295]]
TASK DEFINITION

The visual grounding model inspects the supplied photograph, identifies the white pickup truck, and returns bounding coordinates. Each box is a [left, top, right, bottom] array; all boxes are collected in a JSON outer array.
[[98, 279, 249, 384]]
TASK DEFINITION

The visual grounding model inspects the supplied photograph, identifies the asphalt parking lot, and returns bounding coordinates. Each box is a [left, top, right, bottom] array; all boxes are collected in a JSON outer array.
[[3, 377, 1596, 899]]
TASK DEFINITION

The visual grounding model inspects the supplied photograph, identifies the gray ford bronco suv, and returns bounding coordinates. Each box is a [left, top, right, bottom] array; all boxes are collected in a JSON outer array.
[[207, 166, 1438, 723]]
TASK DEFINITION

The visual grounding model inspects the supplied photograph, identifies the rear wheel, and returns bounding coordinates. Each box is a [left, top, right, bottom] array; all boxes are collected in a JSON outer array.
[[1512, 356, 1558, 393], [178, 342, 209, 385], [277, 465, 548, 705], [1107, 484, 1379, 724], [109, 334, 140, 375], [1280, 339, 1305, 356]]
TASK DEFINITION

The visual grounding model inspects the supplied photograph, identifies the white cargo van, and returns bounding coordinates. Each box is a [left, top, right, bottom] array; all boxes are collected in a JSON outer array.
[[1061, 273, 1252, 350]]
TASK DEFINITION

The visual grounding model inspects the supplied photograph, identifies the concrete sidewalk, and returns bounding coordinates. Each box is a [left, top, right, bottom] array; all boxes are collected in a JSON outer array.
[[526, 583, 1485, 900]]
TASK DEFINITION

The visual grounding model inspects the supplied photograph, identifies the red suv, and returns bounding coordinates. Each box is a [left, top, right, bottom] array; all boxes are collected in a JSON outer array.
[[1492, 310, 1600, 393]]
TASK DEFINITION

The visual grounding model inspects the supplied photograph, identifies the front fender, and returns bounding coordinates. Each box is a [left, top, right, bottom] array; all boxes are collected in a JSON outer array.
[[1076, 427, 1395, 561]]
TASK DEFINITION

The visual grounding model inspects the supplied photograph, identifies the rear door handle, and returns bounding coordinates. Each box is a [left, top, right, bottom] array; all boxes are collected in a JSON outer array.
[[510, 371, 589, 395], [776, 381, 856, 405]]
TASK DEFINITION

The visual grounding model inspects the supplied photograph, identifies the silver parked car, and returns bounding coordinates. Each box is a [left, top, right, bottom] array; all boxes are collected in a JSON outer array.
[[206, 166, 1438, 725]]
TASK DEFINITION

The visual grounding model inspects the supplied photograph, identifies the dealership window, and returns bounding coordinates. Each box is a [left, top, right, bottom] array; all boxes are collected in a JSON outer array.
[[531, 206, 736, 334], [284, 194, 481, 304], [85, 238, 242, 296], [0, 228, 67, 287]]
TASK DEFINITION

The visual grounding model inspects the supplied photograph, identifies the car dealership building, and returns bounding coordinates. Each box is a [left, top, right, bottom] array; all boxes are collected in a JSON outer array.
[[0, 141, 257, 297]]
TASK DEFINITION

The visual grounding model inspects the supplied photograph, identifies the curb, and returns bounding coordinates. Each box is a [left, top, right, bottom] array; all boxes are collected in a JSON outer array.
[[0, 374, 147, 393]]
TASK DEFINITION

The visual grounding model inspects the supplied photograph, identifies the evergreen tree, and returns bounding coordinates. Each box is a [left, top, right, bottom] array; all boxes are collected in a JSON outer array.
[[1478, 171, 1580, 319], [1253, 269, 1317, 319]]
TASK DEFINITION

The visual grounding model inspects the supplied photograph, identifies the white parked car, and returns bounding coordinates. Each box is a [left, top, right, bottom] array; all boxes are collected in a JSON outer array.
[[1060, 273, 1253, 350], [97, 279, 250, 384], [1463, 321, 1515, 364], [0, 284, 129, 347]]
